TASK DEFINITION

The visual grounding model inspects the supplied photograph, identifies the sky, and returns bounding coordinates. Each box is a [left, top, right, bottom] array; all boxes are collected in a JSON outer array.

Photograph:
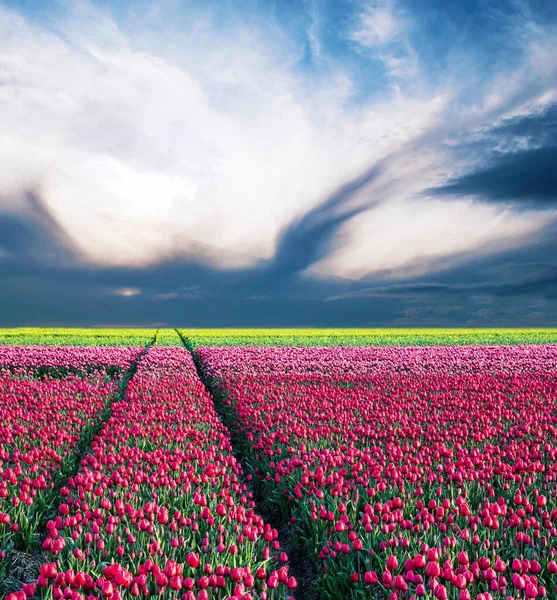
[[1, 0, 557, 327]]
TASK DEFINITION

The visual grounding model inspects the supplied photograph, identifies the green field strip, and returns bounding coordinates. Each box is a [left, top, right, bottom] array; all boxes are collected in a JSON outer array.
[[0, 328, 157, 347], [178, 327, 557, 347]]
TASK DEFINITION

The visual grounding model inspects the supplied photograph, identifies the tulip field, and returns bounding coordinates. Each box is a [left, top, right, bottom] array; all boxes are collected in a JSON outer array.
[[195, 345, 557, 600], [1, 329, 557, 600]]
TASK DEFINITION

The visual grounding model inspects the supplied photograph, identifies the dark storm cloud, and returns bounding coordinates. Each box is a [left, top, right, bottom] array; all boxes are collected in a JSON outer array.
[[326, 235, 557, 306], [2, 254, 557, 327], [0, 213, 35, 254], [2, 178, 557, 327], [269, 162, 384, 277], [432, 105, 557, 207], [326, 283, 479, 302], [0, 194, 360, 326], [487, 105, 557, 146], [436, 145, 557, 207], [0, 191, 77, 262], [326, 273, 557, 303], [320, 220, 557, 326]]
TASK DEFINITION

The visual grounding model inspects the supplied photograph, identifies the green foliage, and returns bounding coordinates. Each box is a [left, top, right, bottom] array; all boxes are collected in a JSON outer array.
[[153, 329, 182, 346], [4, 327, 557, 348], [179, 327, 557, 347], [0, 328, 156, 346]]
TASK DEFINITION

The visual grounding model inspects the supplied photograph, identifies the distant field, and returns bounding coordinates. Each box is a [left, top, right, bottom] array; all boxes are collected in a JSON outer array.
[[3, 327, 557, 347], [0, 327, 156, 346], [179, 327, 557, 347]]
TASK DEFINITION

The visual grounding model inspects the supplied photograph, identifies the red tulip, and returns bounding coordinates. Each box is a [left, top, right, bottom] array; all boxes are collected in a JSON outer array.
[[364, 571, 378, 585], [186, 553, 200, 568]]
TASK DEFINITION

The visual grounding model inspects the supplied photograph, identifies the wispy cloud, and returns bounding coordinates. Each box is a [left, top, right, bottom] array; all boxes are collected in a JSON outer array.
[[348, 0, 418, 80], [305, 0, 322, 62], [350, 0, 404, 47]]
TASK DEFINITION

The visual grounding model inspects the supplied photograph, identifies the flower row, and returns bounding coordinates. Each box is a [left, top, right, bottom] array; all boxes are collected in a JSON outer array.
[[198, 344, 557, 377], [0, 347, 143, 379]]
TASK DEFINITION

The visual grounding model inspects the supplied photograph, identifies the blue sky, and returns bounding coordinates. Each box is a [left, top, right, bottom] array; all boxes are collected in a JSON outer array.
[[1, 0, 557, 326]]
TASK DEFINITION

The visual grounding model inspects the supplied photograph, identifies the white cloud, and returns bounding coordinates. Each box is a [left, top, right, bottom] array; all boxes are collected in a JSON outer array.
[[313, 198, 550, 280], [0, 1, 555, 283], [0, 1, 440, 271], [349, 0, 418, 80], [350, 0, 403, 47], [305, 0, 322, 62]]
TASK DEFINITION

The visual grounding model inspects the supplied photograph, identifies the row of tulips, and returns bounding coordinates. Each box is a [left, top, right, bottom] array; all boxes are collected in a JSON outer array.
[[196, 345, 557, 377], [0, 347, 143, 380], [196, 345, 557, 600], [1, 347, 142, 591], [10, 347, 296, 600]]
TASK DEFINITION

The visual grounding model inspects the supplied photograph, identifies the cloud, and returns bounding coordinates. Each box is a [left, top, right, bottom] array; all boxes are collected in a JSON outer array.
[[1, 198, 557, 327], [0, 0, 557, 295], [305, 0, 322, 62], [324, 257, 557, 325], [153, 292, 179, 301], [347, 0, 419, 83], [1, 0, 435, 275], [485, 104, 557, 150], [430, 105, 557, 209], [476, 261, 557, 284], [326, 282, 475, 302], [153, 286, 205, 300], [313, 196, 548, 280], [434, 145, 557, 207], [269, 162, 385, 278], [350, 0, 405, 48], [324, 259, 557, 305], [393, 304, 465, 324], [0, 190, 77, 263]]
